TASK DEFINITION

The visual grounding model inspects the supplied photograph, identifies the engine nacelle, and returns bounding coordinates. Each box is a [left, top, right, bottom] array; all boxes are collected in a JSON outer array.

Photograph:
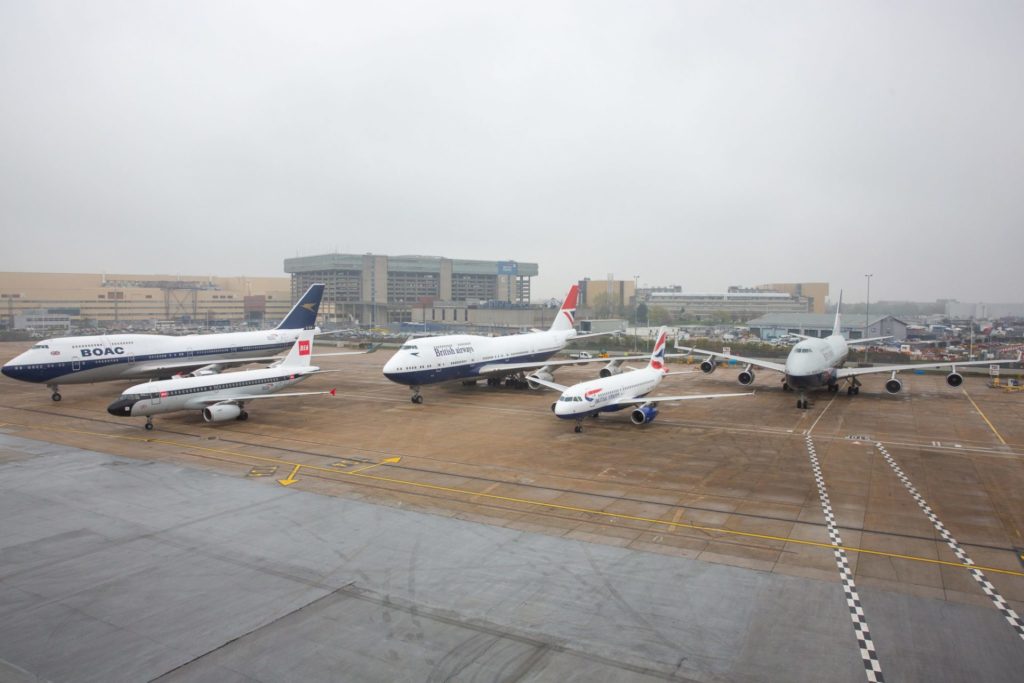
[[528, 371, 554, 390], [700, 359, 718, 374], [946, 372, 964, 387], [738, 369, 756, 386], [599, 363, 624, 378], [884, 378, 903, 394], [630, 404, 659, 425], [203, 404, 241, 423]]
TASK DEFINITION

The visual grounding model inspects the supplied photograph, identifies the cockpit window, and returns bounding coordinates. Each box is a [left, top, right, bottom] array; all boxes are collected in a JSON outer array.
[[400, 344, 418, 351], [795, 348, 812, 353], [31, 344, 49, 349]]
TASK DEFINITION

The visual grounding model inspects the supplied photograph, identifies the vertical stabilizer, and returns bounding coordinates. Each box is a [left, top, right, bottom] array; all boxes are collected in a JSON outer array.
[[280, 329, 316, 368], [549, 285, 579, 333], [832, 290, 843, 337], [649, 326, 669, 370], [276, 284, 325, 330]]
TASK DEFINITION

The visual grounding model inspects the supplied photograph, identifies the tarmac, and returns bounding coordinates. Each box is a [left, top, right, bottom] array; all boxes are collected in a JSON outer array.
[[1, 341, 1023, 681]]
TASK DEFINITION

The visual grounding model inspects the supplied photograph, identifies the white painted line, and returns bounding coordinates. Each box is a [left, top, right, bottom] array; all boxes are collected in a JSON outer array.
[[805, 436, 886, 682], [807, 394, 838, 435], [874, 443, 1024, 642]]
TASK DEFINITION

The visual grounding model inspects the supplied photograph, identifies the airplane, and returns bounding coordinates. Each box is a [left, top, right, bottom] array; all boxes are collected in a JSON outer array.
[[2, 284, 327, 401], [678, 293, 1021, 409], [527, 327, 753, 432], [383, 284, 637, 403], [106, 328, 361, 430]]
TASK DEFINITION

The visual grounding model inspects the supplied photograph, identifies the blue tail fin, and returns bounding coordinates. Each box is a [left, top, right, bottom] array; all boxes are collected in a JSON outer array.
[[276, 284, 325, 330]]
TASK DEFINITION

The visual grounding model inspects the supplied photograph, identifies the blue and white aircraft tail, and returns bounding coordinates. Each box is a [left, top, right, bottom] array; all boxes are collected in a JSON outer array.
[[275, 284, 325, 330]]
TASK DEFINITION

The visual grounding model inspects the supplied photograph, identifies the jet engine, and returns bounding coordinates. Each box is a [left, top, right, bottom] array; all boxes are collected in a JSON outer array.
[[700, 359, 718, 374], [203, 404, 242, 422], [738, 369, 756, 386], [599, 363, 624, 378], [630, 404, 659, 425], [884, 378, 903, 394], [528, 371, 554, 390], [946, 372, 964, 387]]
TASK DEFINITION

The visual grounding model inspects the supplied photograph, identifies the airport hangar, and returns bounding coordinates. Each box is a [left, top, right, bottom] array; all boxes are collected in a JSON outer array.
[[2, 304, 1024, 680]]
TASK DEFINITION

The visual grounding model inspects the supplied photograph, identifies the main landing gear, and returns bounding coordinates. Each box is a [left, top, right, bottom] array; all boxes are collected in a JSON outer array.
[[48, 384, 62, 401], [846, 378, 861, 396], [410, 386, 423, 404]]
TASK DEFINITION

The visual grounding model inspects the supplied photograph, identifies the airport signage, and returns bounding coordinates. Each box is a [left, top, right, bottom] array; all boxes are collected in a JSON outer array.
[[497, 261, 518, 275]]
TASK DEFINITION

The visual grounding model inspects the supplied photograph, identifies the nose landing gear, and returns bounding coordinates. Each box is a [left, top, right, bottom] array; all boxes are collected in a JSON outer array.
[[48, 384, 62, 401], [410, 386, 423, 404], [145, 417, 154, 431]]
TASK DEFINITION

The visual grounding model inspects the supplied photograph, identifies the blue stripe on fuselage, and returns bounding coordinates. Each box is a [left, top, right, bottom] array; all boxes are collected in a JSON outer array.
[[383, 350, 558, 386], [0, 342, 294, 384]]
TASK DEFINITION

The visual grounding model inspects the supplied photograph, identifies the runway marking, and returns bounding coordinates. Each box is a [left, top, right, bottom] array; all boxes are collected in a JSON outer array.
[[804, 435, 885, 682], [278, 464, 302, 486], [807, 394, 839, 435], [347, 456, 401, 474], [3, 418, 1024, 578], [874, 442, 1024, 642], [962, 389, 1007, 446]]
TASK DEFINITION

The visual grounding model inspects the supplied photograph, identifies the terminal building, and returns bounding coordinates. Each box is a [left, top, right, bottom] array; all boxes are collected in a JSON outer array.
[[284, 253, 539, 325], [636, 282, 829, 321], [0, 272, 291, 331]]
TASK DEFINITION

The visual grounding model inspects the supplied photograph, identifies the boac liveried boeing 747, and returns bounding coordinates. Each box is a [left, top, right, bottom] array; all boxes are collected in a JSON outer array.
[[679, 293, 1020, 409], [1, 284, 327, 401], [383, 285, 630, 403]]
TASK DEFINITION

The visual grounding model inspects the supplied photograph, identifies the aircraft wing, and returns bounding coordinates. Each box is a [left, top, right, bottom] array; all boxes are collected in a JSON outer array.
[[133, 345, 378, 375], [477, 356, 645, 375], [524, 376, 569, 392], [675, 346, 787, 373], [201, 389, 336, 404], [847, 336, 892, 345], [836, 354, 1020, 379], [609, 391, 754, 407]]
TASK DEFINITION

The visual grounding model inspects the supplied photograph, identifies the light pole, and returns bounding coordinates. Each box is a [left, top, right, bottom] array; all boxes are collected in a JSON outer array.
[[633, 275, 639, 351], [864, 274, 873, 362]]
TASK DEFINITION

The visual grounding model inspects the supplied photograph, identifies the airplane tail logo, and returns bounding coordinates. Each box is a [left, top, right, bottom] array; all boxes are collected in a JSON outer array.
[[832, 290, 843, 337], [649, 327, 668, 371], [282, 330, 316, 367], [276, 284, 325, 330], [550, 285, 579, 332]]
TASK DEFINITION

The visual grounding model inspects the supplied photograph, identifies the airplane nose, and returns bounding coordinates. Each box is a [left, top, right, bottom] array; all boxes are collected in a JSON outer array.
[[107, 397, 136, 417], [0, 363, 14, 379]]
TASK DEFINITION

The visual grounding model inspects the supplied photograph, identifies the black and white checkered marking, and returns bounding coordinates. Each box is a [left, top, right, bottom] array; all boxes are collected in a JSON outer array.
[[805, 436, 885, 682], [874, 442, 1024, 642]]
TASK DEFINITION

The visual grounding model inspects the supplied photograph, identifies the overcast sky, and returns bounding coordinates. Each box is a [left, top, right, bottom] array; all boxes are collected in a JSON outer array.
[[2, 1, 1022, 303]]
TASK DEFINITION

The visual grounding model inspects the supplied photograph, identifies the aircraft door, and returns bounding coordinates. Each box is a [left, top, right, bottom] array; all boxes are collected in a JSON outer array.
[[72, 358, 81, 371]]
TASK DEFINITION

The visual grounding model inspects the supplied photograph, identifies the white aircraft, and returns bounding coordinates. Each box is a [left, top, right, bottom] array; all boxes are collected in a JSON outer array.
[[106, 329, 361, 430], [2, 284, 327, 401], [679, 293, 1021, 409], [528, 327, 753, 432], [383, 284, 630, 403]]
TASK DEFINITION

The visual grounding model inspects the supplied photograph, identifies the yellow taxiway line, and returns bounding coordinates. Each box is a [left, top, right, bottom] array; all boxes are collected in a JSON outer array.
[[3, 418, 1023, 578], [962, 389, 1008, 446]]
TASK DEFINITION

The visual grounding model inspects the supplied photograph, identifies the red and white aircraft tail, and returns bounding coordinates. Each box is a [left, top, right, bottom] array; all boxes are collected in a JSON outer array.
[[549, 285, 579, 333]]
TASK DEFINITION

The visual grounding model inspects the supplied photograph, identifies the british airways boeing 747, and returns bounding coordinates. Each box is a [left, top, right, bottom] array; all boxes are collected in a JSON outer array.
[[383, 285, 626, 403]]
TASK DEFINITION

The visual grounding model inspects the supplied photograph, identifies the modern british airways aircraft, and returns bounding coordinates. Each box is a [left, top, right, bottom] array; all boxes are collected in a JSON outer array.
[[529, 327, 752, 432], [1, 284, 326, 401], [107, 329, 337, 430], [679, 293, 1020, 409], [383, 285, 624, 403]]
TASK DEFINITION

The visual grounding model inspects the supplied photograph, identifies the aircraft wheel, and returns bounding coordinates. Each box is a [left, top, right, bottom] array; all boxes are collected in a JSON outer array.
[[574, 424, 582, 433], [847, 386, 855, 395], [853, 386, 860, 395], [145, 422, 154, 431], [412, 395, 423, 404], [52, 392, 62, 402], [238, 410, 249, 421]]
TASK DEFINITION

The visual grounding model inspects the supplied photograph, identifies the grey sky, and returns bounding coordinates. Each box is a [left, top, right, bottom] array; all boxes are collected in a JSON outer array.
[[2, 1, 1022, 303]]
